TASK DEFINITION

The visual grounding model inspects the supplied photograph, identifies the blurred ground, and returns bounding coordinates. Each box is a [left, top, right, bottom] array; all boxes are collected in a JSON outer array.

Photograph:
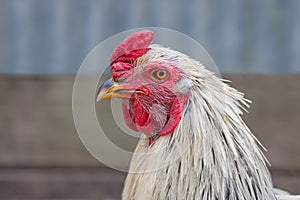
[[0, 74, 299, 199]]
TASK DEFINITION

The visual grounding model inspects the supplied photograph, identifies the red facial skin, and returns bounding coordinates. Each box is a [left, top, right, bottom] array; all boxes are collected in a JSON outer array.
[[119, 62, 188, 144], [109, 30, 188, 144]]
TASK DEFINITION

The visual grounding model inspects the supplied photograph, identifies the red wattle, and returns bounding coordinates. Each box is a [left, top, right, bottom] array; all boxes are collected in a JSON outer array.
[[133, 100, 151, 127], [158, 96, 186, 136], [122, 102, 138, 132], [122, 98, 153, 135]]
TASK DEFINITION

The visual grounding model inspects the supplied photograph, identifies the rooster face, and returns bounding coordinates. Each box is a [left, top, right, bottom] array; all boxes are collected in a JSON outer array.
[[98, 57, 190, 138], [97, 30, 193, 139]]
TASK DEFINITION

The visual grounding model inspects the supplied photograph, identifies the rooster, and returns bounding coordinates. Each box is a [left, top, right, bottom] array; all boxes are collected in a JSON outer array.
[[97, 30, 300, 200]]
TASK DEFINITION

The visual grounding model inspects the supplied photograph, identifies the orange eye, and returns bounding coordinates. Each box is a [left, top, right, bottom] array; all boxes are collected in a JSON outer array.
[[152, 70, 168, 81]]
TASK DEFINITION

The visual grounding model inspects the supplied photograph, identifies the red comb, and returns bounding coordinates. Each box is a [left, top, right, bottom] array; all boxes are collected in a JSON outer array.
[[110, 30, 154, 81]]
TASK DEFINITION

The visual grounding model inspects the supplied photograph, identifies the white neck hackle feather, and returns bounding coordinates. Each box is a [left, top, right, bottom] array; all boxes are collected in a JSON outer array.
[[121, 45, 297, 200]]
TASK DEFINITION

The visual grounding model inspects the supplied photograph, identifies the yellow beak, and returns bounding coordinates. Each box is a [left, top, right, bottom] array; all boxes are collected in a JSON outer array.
[[96, 78, 147, 101]]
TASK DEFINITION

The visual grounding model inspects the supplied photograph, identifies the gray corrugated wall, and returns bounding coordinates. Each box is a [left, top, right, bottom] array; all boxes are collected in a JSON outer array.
[[0, 0, 300, 74]]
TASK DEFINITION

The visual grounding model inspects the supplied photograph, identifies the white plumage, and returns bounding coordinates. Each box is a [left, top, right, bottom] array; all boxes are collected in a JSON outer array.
[[121, 45, 299, 200], [97, 30, 299, 199]]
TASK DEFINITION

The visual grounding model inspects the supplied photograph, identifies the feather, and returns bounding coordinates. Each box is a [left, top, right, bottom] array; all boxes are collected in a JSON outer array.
[[115, 39, 299, 200]]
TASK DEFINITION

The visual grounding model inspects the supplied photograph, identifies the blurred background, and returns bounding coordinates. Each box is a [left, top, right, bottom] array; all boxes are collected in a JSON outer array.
[[0, 0, 299, 199]]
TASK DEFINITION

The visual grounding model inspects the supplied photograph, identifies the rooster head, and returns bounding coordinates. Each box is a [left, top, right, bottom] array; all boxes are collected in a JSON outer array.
[[97, 30, 192, 139]]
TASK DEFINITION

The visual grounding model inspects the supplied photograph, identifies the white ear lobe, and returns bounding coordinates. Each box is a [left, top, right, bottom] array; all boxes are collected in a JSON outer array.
[[172, 78, 193, 94]]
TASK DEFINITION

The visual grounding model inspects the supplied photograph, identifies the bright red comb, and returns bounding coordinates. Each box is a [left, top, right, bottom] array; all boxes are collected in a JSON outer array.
[[110, 30, 154, 81]]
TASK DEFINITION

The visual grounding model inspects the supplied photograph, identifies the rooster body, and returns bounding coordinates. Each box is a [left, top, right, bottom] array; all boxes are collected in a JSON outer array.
[[97, 30, 300, 200]]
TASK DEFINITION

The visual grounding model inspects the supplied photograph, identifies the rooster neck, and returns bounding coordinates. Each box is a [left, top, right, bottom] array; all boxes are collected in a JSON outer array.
[[122, 74, 276, 199]]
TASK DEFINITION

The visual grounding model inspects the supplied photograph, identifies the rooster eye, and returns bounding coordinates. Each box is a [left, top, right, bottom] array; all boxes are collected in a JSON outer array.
[[152, 70, 168, 81]]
